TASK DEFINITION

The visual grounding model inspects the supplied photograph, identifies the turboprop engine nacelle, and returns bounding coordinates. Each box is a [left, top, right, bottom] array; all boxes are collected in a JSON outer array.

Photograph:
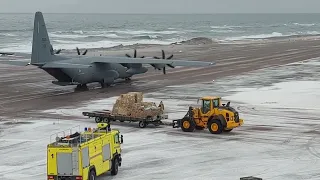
[[107, 70, 119, 77], [152, 64, 165, 69], [126, 67, 148, 75], [104, 70, 119, 83], [103, 77, 115, 84], [93, 70, 119, 83]]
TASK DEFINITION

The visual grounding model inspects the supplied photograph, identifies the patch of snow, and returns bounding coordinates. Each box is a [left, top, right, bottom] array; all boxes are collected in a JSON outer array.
[[225, 80, 320, 110], [2, 57, 320, 180]]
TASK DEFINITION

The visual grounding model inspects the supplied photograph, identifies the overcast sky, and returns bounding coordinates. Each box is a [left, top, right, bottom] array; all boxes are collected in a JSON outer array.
[[1, 0, 320, 14]]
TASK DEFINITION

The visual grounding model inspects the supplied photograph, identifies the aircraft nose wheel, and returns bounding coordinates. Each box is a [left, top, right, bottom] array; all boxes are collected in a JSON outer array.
[[125, 77, 131, 81]]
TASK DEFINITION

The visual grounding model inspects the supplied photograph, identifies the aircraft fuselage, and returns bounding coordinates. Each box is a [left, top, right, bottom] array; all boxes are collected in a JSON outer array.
[[41, 58, 148, 86]]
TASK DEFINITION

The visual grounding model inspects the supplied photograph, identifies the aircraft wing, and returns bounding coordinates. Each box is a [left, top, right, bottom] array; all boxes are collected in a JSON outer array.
[[41, 56, 215, 69], [90, 56, 216, 66], [0, 54, 216, 68]]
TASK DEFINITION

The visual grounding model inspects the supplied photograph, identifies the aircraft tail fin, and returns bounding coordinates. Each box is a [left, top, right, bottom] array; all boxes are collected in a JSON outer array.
[[31, 11, 53, 65]]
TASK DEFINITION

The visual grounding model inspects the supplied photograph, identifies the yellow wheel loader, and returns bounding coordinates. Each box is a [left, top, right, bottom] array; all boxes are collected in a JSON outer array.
[[173, 96, 244, 134]]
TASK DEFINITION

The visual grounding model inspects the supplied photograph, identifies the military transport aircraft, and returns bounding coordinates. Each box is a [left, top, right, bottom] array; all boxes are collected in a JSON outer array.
[[0, 12, 215, 89]]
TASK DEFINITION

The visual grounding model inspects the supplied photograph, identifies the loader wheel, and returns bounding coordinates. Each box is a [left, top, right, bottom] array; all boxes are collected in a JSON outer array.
[[208, 119, 223, 134], [181, 117, 195, 132]]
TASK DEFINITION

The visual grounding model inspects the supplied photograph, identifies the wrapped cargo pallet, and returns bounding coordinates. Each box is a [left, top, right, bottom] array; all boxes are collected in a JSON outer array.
[[112, 92, 143, 115], [111, 92, 164, 119], [82, 91, 168, 128]]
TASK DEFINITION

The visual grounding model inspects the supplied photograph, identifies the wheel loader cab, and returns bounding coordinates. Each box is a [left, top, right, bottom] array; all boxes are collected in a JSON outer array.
[[201, 99, 211, 114], [199, 96, 220, 114]]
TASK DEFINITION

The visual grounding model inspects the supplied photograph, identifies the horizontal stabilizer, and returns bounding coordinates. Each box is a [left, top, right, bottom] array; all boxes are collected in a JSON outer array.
[[0, 52, 31, 58], [0, 60, 30, 66], [0, 52, 14, 56]]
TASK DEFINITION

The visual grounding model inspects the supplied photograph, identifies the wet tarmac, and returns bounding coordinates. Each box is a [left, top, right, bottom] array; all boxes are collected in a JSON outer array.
[[1, 39, 320, 119]]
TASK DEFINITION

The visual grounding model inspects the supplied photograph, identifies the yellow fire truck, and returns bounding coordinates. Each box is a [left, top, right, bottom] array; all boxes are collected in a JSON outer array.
[[47, 123, 123, 180]]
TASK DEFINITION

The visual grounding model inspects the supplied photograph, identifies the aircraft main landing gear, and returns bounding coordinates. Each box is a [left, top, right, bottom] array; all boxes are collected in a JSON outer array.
[[75, 84, 88, 91], [100, 79, 113, 88], [100, 81, 105, 88]]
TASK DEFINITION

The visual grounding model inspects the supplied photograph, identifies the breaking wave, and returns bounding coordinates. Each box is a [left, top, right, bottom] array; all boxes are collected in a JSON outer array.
[[293, 23, 315, 27], [210, 25, 245, 29], [132, 35, 162, 39], [224, 31, 320, 41]]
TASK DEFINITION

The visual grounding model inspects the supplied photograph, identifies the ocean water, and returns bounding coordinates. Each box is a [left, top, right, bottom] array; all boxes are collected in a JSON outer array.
[[1, 13, 320, 52]]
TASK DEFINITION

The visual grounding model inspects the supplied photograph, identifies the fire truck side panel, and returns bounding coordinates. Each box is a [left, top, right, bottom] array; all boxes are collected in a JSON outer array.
[[80, 146, 89, 180], [89, 138, 104, 175], [79, 133, 113, 178], [47, 147, 72, 176], [57, 152, 73, 175], [101, 138, 112, 174]]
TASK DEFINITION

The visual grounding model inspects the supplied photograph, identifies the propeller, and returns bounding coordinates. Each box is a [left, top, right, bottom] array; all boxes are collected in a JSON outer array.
[[54, 49, 62, 54], [76, 47, 88, 55], [50, 45, 62, 55], [125, 49, 145, 58], [152, 50, 174, 74], [122, 49, 145, 68]]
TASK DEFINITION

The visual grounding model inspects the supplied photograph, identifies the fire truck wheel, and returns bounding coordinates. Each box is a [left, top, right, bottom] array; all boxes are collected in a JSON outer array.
[[89, 169, 96, 180], [111, 157, 119, 175]]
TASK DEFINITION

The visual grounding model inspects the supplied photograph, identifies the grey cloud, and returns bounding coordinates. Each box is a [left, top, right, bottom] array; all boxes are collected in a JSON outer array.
[[1, 0, 320, 13]]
